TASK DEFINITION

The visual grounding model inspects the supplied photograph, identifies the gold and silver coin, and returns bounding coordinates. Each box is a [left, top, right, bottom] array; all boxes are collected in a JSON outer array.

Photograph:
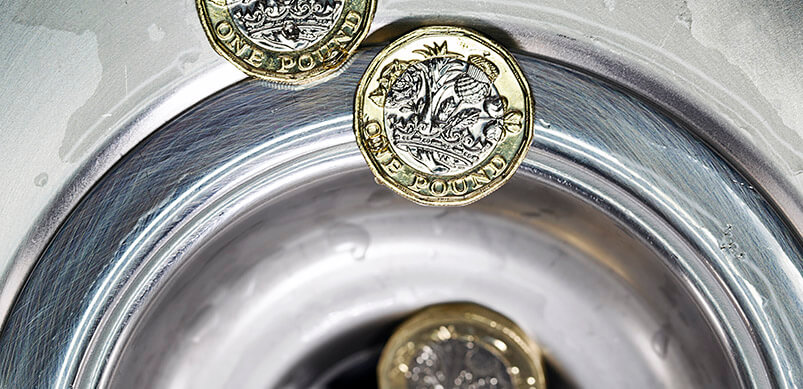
[[196, 0, 376, 84], [354, 26, 534, 206], [378, 303, 546, 389]]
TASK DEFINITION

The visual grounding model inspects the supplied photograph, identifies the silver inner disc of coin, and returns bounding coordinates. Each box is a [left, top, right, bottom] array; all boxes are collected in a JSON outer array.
[[405, 339, 513, 389], [226, 0, 345, 52], [384, 57, 504, 176]]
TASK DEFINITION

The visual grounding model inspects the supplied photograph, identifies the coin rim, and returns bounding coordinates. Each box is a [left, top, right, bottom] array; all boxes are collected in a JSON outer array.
[[376, 302, 546, 389], [354, 25, 534, 206], [195, 0, 377, 84]]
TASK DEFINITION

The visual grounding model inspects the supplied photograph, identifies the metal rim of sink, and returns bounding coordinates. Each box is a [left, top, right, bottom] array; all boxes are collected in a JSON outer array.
[[1, 23, 802, 389]]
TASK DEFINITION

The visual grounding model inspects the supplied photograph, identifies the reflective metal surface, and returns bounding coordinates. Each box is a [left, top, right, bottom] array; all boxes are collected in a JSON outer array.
[[3, 1, 802, 341], [1, 47, 801, 388]]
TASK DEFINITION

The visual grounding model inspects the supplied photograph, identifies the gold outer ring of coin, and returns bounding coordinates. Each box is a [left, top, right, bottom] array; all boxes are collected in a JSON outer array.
[[378, 303, 547, 389], [354, 26, 534, 206], [196, 0, 376, 84]]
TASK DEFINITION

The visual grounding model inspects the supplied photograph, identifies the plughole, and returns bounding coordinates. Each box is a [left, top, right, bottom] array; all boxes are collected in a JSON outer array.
[[1, 47, 800, 388]]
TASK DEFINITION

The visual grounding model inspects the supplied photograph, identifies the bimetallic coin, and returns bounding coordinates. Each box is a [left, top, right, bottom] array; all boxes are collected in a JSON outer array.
[[378, 303, 546, 389], [354, 26, 534, 206], [196, 0, 376, 84]]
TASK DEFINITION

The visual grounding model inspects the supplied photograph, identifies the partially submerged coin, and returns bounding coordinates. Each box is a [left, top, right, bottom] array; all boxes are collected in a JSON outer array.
[[196, 0, 376, 84], [354, 26, 534, 206], [378, 303, 546, 389]]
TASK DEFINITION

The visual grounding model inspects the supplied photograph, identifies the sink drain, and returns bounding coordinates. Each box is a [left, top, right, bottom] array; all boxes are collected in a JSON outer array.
[[1, 47, 800, 388]]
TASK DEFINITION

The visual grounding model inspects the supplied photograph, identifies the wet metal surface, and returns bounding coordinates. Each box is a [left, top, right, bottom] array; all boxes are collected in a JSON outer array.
[[1, 48, 801, 388], [3, 2, 803, 327]]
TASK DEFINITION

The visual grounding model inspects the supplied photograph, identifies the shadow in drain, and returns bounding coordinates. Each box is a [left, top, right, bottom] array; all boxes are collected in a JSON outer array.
[[312, 336, 574, 388], [281, 315, 574, 388], [278, 318, 399, 389], [321, 346, 382, 389]]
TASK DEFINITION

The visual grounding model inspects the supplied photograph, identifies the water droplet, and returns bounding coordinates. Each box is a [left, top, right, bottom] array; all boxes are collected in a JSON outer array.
[[432, 210, 449, 235], [184, 304, 218, 344], [651, 327, 670, 358], [366, 188, 393, 207], [326, 222, 370, 261], [147, 23, 165, 42], [34, 172, 48, 187], [178, 51, 200, 73], [241, 275, 257, 298]]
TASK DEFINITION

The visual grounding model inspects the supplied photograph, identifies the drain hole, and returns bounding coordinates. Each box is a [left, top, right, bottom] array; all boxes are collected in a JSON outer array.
[[278, 319, 399, 388], [280, 316, 574, 389], [317, 346, 382, 388], [543, 357, 576, 389]]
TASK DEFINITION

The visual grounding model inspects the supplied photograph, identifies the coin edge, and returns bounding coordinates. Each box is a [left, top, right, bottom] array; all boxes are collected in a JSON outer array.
[[376, 302, 547, 389], [195, 0, 377, 84], [353, 25, 535, 206]]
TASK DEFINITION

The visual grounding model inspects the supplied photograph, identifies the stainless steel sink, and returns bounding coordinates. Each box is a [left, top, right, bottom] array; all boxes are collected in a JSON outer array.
[[1, 47, 800, 388], [1, 2, 802, 388]]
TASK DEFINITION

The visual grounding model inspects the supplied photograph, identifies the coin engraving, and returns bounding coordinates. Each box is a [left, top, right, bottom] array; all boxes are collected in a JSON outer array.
[[197, 0, 375, 83], [380, 52, 510, 175], [355, 27, 533, 206], [227, 0, 345, 52], [377, 303, 546, 389], [406, 339, 513, 389]]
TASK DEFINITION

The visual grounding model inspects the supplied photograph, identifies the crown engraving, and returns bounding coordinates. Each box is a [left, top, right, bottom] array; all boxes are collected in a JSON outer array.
[[227, 0, 344, 51], [378, 42, 522, 175]]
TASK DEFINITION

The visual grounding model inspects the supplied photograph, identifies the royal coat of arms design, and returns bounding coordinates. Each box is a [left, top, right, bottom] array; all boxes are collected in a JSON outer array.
[[372, 42, 523, 175]]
